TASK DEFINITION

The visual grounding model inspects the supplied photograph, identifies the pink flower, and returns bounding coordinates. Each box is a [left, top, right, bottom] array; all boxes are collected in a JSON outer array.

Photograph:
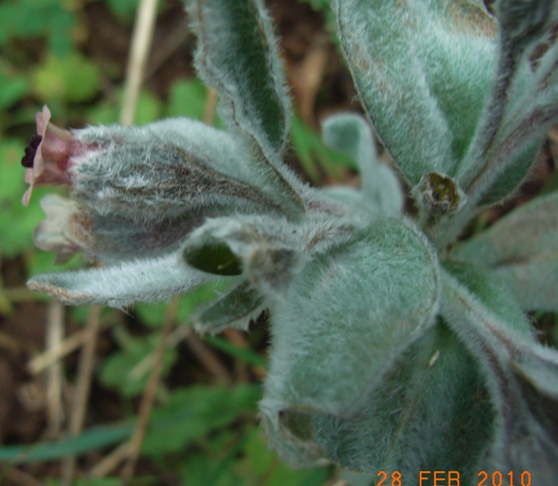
[[21, 106, 81, 207]]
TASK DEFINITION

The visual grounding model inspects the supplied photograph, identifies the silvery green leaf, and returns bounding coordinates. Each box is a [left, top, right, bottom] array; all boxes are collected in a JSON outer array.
[[193, 280, 265, 334], [512, 345, 558, 401], [456, 0, 558, 207], [262, 217, 440, 419], [27, 251, 213, 307], [450, 192, 558, 310], [321, 113, 403, 216], [183, 216, 303, 293], [442, 260, 531, 335], [495, 258, 558, 311], [477, 139, 541, 206], [183, 211, 367, 295], [261, 322, 494, 479], [441, 271, 558, 483], [187, 0, 305, 216], [333, 0, 496, 185], [311, 322, 493, 482]]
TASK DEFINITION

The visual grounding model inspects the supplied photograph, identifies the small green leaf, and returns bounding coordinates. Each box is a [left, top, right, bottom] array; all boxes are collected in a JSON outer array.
[[99, 334, 177, 397], [290, 115, 349, 184], [238, 428, 332, 486], [106, 0, 140, 20], [204, 335, 268, 368], [33, 52, 101, 103], [321, 113, 403, 215], [0, 70, 29, 109], [142, 384, 261, 455], [0, 139, 51, 256], [0, 424, 133, 463], [82, 89, 162, 126], [0, 0, 76, 55], [133, 301, 168, 328], [195, 280, 265, 333], [133, 90, 163, 125]]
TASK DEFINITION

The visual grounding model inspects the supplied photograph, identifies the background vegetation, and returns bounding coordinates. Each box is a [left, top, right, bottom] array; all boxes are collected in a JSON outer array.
[[0, 0, 556, 484]]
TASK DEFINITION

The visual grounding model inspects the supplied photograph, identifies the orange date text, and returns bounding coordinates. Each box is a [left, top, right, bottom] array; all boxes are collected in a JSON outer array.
[[419, 470, 460, 485], [477, 471, 532, 486]]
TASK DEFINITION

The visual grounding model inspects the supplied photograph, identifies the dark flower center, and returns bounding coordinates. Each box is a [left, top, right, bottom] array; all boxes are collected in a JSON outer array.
[[21, 134, 43, 168]]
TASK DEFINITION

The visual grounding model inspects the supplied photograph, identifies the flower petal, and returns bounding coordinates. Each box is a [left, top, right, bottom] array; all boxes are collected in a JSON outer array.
[[33, 194, 92, 264], [26, 251, 215, 307], [22, 105, 75, 206]]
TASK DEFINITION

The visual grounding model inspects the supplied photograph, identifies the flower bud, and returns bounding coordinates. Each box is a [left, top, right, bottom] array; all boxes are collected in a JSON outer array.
[[22, 106, 89, 207], [23, 106, 289, 263]]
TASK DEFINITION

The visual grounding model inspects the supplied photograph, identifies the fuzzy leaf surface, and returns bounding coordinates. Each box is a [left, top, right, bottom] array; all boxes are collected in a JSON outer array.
[[451, 192, 558, 310], [442, 260, 531, 335], [321, 113, 403, 216], [187, 0, 304, 215], [456, 1, 558, 206], [306, 323, 494, 483], [441, 271, 558, 483], [194, 281, 265, 334], [334, 0, 496, 185], [183, 211, 368, 297], [71, 118, 287, 223], [261, 217, 440, 420], [27, 251, 212, 307]]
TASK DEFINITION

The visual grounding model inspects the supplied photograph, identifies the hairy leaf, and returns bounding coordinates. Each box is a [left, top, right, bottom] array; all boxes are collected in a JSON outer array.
[[334, 0, 496, 185], [495, 258, 558, 312], [194, 281, 265, 334], [456, 0, 558, 206], [308, 323, 494, 483], [441, 271, 558, 482], [443, 260, 531, 335], [27, 251, 212, 307], [187, 0, 305, 215], [451, 192, 558, 310], [321, 113, 403, 216], [261, 321, 494, 482], [261, 217, 440, 420], [183, 212, 367, 296], [70, 118, 287, 222]]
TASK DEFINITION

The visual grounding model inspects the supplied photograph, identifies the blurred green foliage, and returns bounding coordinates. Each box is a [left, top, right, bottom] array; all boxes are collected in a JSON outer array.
[[0, 0, 345, 483]]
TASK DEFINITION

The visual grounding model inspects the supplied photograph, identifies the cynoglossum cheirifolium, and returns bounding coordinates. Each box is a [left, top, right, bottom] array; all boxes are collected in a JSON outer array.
[[21, 1, 558, 483]]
